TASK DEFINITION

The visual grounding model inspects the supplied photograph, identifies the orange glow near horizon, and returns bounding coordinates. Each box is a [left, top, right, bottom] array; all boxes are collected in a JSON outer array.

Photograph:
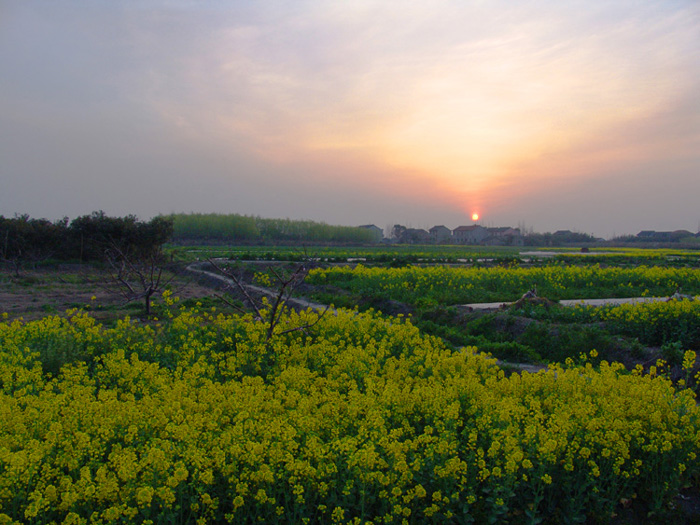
[[201, 4, 697, 228]]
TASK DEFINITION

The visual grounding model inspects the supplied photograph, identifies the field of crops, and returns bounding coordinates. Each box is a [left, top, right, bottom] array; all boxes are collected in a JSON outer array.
[[302, 262, 700, 367], [1, 303, 699, 524], [517, 298, 700, 350], [172, 244, 700, 267], [3, 244, 700, 523], [173, 244, 523, 265], [307, 264, 700, 308]]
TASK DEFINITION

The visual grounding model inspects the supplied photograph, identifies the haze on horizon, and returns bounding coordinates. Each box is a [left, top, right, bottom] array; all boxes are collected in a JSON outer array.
[[1, 1, 699, 239]]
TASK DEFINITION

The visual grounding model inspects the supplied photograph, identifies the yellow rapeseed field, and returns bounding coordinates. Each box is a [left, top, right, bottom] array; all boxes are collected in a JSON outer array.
[[0, 300, 698, 523], [308, 264, 700, 306]]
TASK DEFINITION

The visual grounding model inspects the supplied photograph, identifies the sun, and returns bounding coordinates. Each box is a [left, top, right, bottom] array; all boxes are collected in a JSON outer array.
[[472, 213, 479, 221]]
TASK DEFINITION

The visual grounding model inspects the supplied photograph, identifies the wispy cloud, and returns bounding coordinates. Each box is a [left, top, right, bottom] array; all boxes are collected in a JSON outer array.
[[1, 1, 698, 236]]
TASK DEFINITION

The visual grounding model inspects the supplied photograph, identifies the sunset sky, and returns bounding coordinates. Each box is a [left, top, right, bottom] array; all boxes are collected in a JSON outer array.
[[2, 1, 699, 238]]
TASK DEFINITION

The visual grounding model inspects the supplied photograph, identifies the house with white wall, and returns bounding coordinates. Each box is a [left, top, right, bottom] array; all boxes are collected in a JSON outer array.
[[429, 225, 451, 243], [452, 225, 488, 244]]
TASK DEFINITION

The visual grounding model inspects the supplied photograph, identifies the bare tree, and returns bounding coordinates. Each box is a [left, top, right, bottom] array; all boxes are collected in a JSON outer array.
[[104, 244, 176, 317], [85, 214, 176, 317], [207, 258, 329, 345]]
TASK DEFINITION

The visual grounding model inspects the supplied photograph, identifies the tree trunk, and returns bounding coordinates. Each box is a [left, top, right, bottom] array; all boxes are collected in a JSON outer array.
[[145, 290, 153, 316]]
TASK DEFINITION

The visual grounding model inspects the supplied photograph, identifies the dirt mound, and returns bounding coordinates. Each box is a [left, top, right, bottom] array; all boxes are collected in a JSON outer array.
[[508, 296, 559, 311]]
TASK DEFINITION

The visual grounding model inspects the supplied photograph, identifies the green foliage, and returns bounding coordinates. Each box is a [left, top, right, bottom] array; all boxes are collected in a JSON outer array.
[[308, 264, 700, 306], [175, 243, 525, 264], [467, 335, 543, 363], [661, 341, 685, 367], [0, 307, 698, 523], [167, 213, 378, 243], [526, 300, 700, 350], [0, 215, 68, 273], [413, 306, 648, 366], [517, 323, 617, 364], [169, 212, 260, 241], [70, 211, 173, 262], [0, 212, 174, 269]]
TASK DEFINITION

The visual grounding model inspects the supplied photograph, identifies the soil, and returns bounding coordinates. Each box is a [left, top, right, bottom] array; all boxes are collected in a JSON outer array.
[[611, 486, 700, 524], [0, 266, 222, 321]]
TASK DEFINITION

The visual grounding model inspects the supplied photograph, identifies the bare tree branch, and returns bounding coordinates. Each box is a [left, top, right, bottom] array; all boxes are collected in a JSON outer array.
[[275, 304, 331, 337], [207, 258, 265, 319], [213, 292, 247, 314], [207, 256, 324, 345], [104, 243, 176, 316]]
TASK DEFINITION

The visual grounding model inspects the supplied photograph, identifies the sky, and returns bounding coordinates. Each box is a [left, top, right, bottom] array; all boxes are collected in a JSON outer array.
[[1, 1, 699, 239]]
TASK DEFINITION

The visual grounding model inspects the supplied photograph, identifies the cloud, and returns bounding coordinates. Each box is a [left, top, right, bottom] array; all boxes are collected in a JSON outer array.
[[1, 1, 698, 236], [155, 1, 698, 179]]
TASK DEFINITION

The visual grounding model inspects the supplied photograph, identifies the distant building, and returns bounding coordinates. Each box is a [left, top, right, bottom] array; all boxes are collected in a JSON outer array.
[[358, 224, 384, 242], [402, 228, 430, 244], [452, 225, 488, 244], [671, 230, 692, 239], [485, 227, 523, 246], [429, 225, 452, 243], [636, 230, 656, 239], [488, 227, 521, 237], [636, 230, 693, 242]]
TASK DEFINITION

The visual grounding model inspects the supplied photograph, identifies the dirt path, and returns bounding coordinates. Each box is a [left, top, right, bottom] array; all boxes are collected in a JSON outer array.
[[185, 261, 328, 311], [496, 360, 548, 373], [463, 296, 674, 310]]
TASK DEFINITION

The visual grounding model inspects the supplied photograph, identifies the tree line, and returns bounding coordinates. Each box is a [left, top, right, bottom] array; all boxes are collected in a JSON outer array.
[[168, 213, 378, 244], [0, 212, 173, 274]]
